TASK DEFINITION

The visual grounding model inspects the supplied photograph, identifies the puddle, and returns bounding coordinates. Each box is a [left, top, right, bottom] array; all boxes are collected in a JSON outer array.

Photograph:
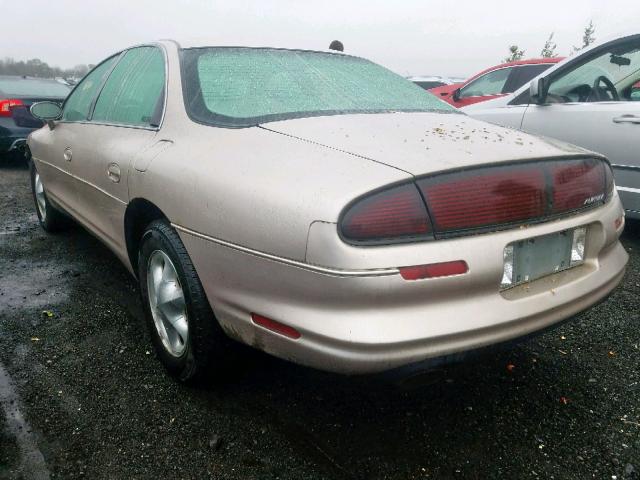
[[0, 362, 50, 480], [0, 260, 73, 313]]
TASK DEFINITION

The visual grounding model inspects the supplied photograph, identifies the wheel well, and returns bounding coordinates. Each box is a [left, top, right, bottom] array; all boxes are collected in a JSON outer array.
[[124, 198, 167, 276]]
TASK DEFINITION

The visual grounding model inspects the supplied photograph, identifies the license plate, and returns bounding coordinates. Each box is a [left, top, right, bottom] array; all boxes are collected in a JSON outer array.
[[502, 228, 586, 289]]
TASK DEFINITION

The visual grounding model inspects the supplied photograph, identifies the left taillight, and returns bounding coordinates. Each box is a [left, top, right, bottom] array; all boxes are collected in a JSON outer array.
[[340, 183, 433, 244], [0, 99, 24, 117]]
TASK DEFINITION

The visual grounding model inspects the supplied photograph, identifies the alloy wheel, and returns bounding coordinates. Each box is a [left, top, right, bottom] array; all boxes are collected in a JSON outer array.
[[34, 171, 46, 220], [146, 250, 189, 357]]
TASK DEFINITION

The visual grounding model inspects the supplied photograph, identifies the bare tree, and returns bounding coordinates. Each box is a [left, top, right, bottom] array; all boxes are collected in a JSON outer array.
[[540, 32, 558, 58], [504, 45, 525, 63], [572, 21, 596, 53]]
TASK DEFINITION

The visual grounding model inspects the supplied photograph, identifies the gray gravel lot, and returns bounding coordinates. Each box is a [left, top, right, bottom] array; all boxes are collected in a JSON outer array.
[[0, 160, 639, 480]]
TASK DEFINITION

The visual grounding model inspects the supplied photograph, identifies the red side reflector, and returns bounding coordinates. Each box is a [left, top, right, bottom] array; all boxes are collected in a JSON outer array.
[[399, 260, 468, 280], [0, 99, 24, 117], [251, 313, 301, 339]]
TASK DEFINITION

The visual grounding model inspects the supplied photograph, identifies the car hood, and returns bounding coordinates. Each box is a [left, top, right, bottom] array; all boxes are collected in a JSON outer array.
[[262, 112, 593, 176]]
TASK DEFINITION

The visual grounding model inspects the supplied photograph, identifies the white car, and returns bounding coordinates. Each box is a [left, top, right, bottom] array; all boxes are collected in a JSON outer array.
[[463, 33, 640, 219], [407, 75, 465, 90]]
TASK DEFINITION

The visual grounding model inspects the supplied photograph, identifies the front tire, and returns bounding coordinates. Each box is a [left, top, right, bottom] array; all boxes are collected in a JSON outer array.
[[30, 162, 69, 232], [138, 220, 233, 382]]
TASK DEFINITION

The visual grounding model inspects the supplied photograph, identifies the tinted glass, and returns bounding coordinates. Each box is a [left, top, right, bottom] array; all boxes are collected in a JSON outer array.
[[0, 78, 70, 98], [503, 64, 554, 93], [413, 81, 446, 90], [92, 47, 165, 127], [460, 67, 512, 98], [62, 57, 117, 122], [182, 47, 455, 127]]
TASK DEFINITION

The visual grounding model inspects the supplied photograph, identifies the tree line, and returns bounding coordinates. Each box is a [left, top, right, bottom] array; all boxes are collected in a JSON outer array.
[[0, 58, 92, 80], [504, 21, 596, 62]]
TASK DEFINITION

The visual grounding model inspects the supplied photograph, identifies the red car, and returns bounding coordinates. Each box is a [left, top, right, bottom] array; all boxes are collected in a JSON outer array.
[[430, 58, 564, 108]]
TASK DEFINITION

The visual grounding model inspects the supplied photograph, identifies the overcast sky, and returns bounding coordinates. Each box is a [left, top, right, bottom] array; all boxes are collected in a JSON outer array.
[[3, 0, 639, 77]]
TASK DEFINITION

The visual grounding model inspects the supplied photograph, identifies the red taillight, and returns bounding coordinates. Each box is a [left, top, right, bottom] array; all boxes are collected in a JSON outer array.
[[551, 159, 606, 213], [418, 166, 546, 232], [340, 184, 432, 243], [340, 158, 611, 244], [251, 313, 301, 339], [0, 99, 24, 117], [399, 261, 468, 280]]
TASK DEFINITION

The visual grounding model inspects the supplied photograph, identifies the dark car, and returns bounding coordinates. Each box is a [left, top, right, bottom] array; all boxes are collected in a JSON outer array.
[[0, 75, 71, 159]]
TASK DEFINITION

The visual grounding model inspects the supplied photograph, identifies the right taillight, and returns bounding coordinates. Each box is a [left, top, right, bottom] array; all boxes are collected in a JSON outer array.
[[0, 99, 24, 117], [340, 183, 432, 244]]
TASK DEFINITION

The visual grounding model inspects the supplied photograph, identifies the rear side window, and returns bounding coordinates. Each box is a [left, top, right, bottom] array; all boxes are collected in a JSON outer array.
[[62, 57, 118, 122], [92, 47, 165, 127], [459, 67, 512, 98], [503, 64, 553, 93]]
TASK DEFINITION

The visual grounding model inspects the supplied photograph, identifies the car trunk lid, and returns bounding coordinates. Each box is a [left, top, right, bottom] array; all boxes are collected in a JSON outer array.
[[262, 112, 591, 176]]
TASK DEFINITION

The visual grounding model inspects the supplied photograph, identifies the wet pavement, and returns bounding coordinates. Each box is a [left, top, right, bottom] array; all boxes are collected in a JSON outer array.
[[1, 160, 639, 479]]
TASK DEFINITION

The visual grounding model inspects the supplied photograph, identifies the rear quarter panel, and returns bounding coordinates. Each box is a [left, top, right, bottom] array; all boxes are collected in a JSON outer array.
[[128, 124, 411, 261]]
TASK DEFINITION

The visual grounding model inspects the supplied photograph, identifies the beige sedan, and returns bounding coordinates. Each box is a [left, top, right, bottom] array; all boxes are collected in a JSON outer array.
[[28, 41, 628, 382]]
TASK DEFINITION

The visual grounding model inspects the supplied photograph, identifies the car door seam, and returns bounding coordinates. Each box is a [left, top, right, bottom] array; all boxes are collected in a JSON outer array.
[[35, 158, 127, 205]]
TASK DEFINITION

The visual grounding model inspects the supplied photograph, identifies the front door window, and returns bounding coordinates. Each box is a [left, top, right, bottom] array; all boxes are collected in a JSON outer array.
[[546, 38, 640, 103]]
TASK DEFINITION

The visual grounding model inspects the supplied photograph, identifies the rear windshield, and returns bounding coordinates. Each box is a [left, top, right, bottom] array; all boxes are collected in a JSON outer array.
[[181, 47, 456, 127], [0, 77, 71, 98]]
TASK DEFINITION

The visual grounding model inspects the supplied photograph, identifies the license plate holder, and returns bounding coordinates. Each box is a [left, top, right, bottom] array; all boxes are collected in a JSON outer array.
[[508, 229, 577, 287]]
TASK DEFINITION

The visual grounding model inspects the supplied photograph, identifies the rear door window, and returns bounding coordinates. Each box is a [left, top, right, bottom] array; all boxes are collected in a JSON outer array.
[[503, 64, 554, 93], [92, 46, 165, 127], [61, 56, 118, 122], [459, 67, 513, 98]]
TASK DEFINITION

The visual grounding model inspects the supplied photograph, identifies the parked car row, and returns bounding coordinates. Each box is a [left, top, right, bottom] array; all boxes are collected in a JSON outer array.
[[24, 38, 630, 382]]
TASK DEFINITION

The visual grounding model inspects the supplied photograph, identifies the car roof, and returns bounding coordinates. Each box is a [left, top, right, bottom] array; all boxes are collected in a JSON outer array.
[[407, 75, 464, 84], [169, 39, 348, 56], [0, 75, 71, 98], [0, 74, 69, 83], [465, 57, 565, 83]]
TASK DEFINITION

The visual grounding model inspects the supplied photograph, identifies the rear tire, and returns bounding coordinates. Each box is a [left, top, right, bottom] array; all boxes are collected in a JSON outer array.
[[138, 220, 234, 382], [30, 161, 69, 232]]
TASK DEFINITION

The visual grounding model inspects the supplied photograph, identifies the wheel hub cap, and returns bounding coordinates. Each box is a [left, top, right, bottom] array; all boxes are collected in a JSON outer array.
[[34, 171, 46, 220], [147, 250, 189, 357]]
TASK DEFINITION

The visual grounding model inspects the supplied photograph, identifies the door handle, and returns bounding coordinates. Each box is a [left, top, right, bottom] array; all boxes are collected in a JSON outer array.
[[107, 163, 121, 183], [613, 115, 640, 124], [63, 147, 72, 161]]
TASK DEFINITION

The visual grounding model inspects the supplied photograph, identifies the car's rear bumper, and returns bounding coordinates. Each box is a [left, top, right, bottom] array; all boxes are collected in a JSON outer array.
[[0, 123, 34, 153], [177, 195, 628, 374]]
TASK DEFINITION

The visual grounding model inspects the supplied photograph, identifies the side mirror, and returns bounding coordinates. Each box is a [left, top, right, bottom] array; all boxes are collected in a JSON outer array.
[[529, 77, 548, 105], [30, 101, 62, 129], [452, 88, 461, 102]]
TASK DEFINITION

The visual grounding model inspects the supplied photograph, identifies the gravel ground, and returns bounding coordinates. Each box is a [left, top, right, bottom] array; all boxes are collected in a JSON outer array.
[[0, 160, 639, 480]]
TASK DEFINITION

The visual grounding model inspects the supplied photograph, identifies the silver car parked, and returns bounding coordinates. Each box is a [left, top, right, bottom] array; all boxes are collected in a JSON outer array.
[[463, 33, 640, 219], [28, 41, 628, 382]]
